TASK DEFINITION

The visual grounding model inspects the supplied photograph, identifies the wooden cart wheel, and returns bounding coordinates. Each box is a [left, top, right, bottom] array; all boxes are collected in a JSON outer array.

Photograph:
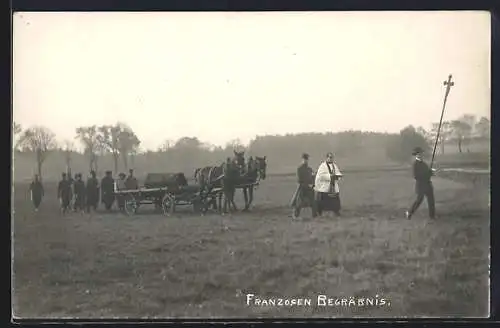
[[161, 193, 175, 216], [125, 194, 139, 215], [199, 192, 213, 215]]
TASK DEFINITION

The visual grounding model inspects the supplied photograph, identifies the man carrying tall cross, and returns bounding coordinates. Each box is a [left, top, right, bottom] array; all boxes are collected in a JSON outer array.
[[405, 147, 436, 220], [406, 74, 454, 220]]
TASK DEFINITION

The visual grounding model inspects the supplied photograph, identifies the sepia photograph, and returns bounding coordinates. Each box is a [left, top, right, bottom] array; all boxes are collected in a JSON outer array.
[[12, 11, 490, 319]]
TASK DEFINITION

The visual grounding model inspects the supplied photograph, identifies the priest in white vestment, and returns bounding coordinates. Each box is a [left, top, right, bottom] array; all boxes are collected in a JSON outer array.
[[314, 152, 342, 216]]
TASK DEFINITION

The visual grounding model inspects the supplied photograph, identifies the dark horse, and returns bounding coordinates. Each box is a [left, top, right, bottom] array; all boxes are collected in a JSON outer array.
[[196, 151, 245, 212], [238, 156, 267, 211]]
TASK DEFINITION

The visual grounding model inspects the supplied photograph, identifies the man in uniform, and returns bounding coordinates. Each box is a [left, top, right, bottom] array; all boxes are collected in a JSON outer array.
[[101, 170, 115, 211], [125, 169, 139, 190], [405, 146, 436, 220], [29, 174, 44, 212], [58, 172, 72, 214], [73, 173, 86, 213], [86, 170, 100, 213], [290, 153, 317, 220]]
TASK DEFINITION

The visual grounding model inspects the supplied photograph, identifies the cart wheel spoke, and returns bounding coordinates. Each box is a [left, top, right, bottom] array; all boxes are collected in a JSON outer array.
[[162, 193, 175, 216]]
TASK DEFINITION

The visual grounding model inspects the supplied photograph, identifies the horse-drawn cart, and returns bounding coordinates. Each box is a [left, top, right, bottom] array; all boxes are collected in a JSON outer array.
[[114, 173, 224, 216]]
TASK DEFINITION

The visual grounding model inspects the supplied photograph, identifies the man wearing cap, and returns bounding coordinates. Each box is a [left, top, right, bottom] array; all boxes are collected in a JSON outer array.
[[29, 174, 44, 212], [314, 152, 343, 216], [125, 169, 139, 190], [101, 170, 115, 211], [290, 153, 317, 219], [405, 146, 436, 219], [58, 172, 72, 214], [73, 173, 86, 213]]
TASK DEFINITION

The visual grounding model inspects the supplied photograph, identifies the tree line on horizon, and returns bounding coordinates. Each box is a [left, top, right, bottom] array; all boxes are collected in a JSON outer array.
[[12, 113, 490, 179]]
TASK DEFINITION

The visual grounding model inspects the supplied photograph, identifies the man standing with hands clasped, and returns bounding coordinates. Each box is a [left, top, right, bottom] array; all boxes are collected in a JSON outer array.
[[314, 152, 343, 217], [290, 153, 317, 220], [405, 146, 437, 220]]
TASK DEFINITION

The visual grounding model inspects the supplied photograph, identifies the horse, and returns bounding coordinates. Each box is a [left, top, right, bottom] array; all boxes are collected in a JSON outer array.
[[197, 151, 246, 213], [238, 156, 267, 211]]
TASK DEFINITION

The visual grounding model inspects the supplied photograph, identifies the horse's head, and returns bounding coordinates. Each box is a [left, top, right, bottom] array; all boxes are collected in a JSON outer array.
[[233, 150, 246, 171], [254, 156, 267, 180]]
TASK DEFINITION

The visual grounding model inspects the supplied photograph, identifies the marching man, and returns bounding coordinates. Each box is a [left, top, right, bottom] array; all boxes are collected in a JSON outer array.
[[29, 174, 44, 212], [86, 170, 100, 213], [405, 146, 436, 220], [58, 172, 72, 215], [314, 152, 343, 217]]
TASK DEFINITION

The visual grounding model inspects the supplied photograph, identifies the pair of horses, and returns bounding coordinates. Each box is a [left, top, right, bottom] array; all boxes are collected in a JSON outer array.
[[193, 151, 267, 212]]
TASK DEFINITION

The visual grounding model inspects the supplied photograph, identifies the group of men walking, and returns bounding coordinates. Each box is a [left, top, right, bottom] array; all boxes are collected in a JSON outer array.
[[29, 169, 139, 214], [290, 146, 437, 220]]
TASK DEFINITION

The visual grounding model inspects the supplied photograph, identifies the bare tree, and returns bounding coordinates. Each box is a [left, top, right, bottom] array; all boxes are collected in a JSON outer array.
[[475, 116, 490, 139], [429, 121, 452, 155], [98, 124, 121, 173], [118, 125, 141, 170], [450, 119, 472, 153], [97, 123, 141, 172], [75, 125, 100, 172], [17, 126, 57, 178]]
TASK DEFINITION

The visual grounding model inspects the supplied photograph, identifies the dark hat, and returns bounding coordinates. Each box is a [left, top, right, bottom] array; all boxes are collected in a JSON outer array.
[[301, 153, 309, 160], [412, 146, 424, 155], [106, 170, 112, 174], [119, 172, 126, 177]]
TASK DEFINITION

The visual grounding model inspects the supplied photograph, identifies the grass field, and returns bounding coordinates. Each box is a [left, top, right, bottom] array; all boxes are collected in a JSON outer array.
[[12, 169, 490, 319]]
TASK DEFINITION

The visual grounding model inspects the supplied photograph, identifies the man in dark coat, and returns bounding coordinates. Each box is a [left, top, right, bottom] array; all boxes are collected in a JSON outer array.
[[58, 172, 72, 214], [290, 153, 317, 219], [86, 170, 100, 212], [29, 174, 44, 212], [125, 169, 139, 190], [222, 157, 239, 213], [101, 170, 115, 211], [73, 173, 86, 212], [405, 146, 436, 219]]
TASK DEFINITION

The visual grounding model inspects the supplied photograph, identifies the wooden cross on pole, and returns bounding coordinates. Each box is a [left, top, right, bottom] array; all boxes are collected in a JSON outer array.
[[430, 74, 455, 168], [443, 74, 455, 102]]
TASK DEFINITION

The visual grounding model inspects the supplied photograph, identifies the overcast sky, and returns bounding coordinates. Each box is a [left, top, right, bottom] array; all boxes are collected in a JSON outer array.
[[13, 11, 490, 150]]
